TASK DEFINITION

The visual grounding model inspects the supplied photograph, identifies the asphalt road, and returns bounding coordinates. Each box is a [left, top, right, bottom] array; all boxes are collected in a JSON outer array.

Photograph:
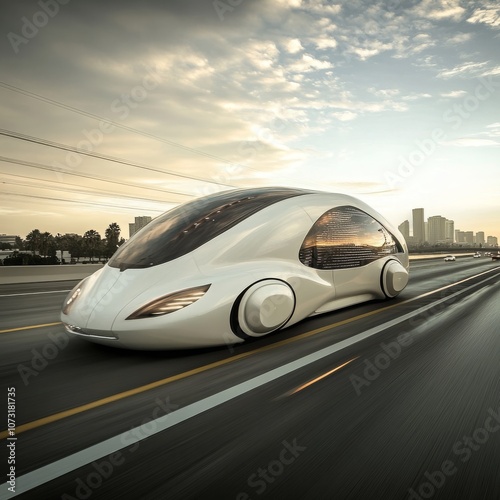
[[1, 257, 500, 499]]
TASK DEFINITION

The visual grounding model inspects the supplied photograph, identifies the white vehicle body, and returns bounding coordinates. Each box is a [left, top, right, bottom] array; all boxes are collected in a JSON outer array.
[[61, 188, 409, 349]]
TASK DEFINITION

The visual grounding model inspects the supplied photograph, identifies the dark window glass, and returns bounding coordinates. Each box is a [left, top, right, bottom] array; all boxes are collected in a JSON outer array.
[[109, 187, 313, 270], [299, 206, 403, 270]]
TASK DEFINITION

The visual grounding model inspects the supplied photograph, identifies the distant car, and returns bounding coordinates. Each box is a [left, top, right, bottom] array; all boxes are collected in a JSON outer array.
[[492, 253, 500, 261], [61, 187, 409, 349], [473, 253, 481, 258], [444, 255, 456, 262]]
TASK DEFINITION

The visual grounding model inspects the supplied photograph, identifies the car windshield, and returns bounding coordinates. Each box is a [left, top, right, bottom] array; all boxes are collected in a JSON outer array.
[[108, 187, 314, 270]]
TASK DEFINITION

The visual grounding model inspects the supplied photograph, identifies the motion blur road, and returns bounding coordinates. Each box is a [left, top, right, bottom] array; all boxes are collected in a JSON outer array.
[[1, 257, 500, 499]]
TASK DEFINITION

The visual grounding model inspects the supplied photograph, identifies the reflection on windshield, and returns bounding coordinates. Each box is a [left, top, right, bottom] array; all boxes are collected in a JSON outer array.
[[109, 187, 313, 270], [299, 206, 403, 269]]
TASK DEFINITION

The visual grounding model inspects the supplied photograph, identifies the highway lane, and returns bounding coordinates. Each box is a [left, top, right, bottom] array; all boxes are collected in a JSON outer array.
[[1, 258, 499, 499]]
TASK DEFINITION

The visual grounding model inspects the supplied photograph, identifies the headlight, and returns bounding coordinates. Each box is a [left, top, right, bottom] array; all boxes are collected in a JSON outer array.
[[62, 278, 89, 315], [126, 284, 211, 320]]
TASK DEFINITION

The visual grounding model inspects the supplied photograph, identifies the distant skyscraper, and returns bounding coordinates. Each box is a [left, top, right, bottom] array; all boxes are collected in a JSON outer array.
[[456, 230, 465, 243], [475, 231, 485, 245], [412, 208, 425, 244], [487, 236, 498, 247], [129, 216, 152, 238], [398, 220, 410, 242], [464, 231, 474, 244], [445, 219, 454, 243], [428, 216, 447, 244]]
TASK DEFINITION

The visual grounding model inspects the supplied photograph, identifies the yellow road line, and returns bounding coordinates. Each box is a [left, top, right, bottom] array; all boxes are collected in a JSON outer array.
[[0, 322, 62, 334], [1, 265, 499, 439]]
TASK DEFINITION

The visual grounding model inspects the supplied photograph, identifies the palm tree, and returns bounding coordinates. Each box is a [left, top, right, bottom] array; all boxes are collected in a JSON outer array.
[[83, 230, 101, 263], [105, 222, 121, 259], [14, 236, 24, 250], [39, 232, 53, 258], [25, 229, 41, 255], [66, 234, 83, 262]]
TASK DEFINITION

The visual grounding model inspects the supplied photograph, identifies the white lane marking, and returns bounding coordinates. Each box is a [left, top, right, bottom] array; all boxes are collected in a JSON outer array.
[[0, 290, 70, 297], [3, 268, 500, 497]]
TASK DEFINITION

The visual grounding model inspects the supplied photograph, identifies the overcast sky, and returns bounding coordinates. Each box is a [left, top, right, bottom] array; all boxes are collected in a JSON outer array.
[[1, 0, 499, 240]]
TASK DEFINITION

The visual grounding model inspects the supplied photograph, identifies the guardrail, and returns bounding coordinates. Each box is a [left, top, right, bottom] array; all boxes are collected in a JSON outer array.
[[0, 264, 104, 285]]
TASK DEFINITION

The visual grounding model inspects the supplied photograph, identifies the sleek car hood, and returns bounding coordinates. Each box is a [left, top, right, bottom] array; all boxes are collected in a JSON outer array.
[[76, 257, 202, 330]]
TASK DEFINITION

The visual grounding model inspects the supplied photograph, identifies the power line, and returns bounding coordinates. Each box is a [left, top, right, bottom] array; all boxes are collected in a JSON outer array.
[[0, 80, 302, 183], [0, 173, 177, 206], [0, 80, 244, 167], [0, 128, 237, 189], [0, 156, 192, 200], [1, 191, 167, 213]]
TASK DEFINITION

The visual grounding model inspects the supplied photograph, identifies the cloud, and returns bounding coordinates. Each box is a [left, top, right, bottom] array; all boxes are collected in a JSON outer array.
[[287, 53, 333, 72], [332, 111, 357, 122], [313, 37, 338, 50], [437, 61, 490, 78], [484, 123, 500, 138], [401, 93, 432, 101], [443, 138, 500, 147], [440, 90, 467, 98], [305, 0, 342, 16], [467, 6, 500, 28], [349, 40, 394, 60], [368, 88, 400, 98], [480, 65, 500, 76], [412, 0, 466, 21], [285, 38, 304, 54]]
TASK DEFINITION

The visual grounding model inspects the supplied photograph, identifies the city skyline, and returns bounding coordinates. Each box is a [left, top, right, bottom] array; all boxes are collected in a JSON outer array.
[[399, 206, 497, 245], [1, 1, 499, 239]]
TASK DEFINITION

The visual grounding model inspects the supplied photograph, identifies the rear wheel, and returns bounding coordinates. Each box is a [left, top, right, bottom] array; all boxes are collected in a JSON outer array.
[[232, 279, 296, 338], [381, 259, 409, 298]]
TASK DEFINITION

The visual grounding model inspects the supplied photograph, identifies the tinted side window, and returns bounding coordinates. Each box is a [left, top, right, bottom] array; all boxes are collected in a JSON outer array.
[[109, 188, 312, 270], [299, 206, 403, 270]]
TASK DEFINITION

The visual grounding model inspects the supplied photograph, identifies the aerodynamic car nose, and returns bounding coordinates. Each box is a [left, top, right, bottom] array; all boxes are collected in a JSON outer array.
[[77, 266, 144, 331], [72, 266, 123, 330]]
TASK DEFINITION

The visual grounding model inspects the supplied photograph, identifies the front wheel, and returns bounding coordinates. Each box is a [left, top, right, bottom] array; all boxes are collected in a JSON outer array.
[[232, 279, 296, 338]]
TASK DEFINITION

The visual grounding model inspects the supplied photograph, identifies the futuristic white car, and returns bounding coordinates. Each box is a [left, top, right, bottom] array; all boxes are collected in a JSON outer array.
[[444, 255, 456, 262], [61, 187, 409, 349]]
